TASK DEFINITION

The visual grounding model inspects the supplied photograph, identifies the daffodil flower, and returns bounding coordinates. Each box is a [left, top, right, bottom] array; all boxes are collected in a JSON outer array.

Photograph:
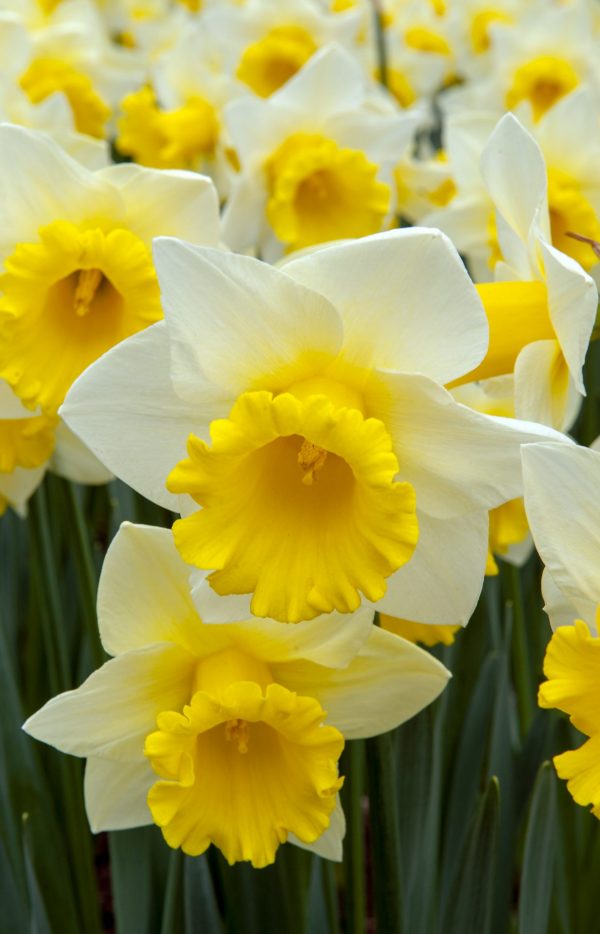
[[523, 442, 600, 816], [203, 0, 361, 100], [221, 44, 421, 259], [0, 124, 220, 420], [62, 227, 565, 626], [441, 3, 600, 123], [0, 5, 143, 139], [23, 523, 450, 868], [443, 114, 598, 431]]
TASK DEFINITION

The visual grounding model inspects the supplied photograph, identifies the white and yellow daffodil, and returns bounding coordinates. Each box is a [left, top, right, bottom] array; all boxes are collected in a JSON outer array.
[[62, 227, 565, 626], [442, 2, 600, 122], [23, 523, 450, 867], [517, 89, 600, 274], [116, 23, 246, 194], [0, 123, 220, 421], [478, 115, 597, 430], [428, 91, 600, 279], [364, 12, 447, 110], [0, 7, 143, 139], [431, 114, 598, 431], [203, 0, 361, 100], [0, 54, 109, 168], [385, 0, 456, 85], [522, 442, 600, 816], [444, 0, 520, 64], [221, 44, 421, 259]]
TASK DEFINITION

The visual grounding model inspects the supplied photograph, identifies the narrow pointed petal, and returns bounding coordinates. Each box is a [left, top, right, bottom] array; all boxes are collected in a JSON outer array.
[[152, 238, 344, 401], [84, 757, 154, 832], [523, 443, 600, 612], [61, 323, 223, 510], [283, 229, 488, 384], [277, 626, 449, 739]]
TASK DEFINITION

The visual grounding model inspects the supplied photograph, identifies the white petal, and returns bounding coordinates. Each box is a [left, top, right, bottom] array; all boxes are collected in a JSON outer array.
[[55, 132, 110, 171], [98, 523, 200, 656], [540, 568, 597, 633], [153, 238, 344, 401], [23, 644, 195, 760], [0, 124, 122, 246], [539, 238, 598, 394], [283, 229, 488, 383], [383, 372, 569, 518], [51, 421, 112, 485], [190, 571, 374, 666], [84, 757, 154, 833], [191, 571, 254, 623], [220, 172, 268, 254], [522, 442, 600, 612], [0, 14, 31, 78], [60, 322, 225, 510], [224, 97, 299, 166], [271, 44, 365, 121], [422, 199, 493, 267], [329, 110, 420, 167], [374, 509, 489, 626], [480, 114, 550, 245], [514, 340, 582, 431], [289, 797, 345, 862], [0, 465, 45, 515], [502, 535, 533, 568], [277, 626, 449, 739], [98, 163, 220, 247]]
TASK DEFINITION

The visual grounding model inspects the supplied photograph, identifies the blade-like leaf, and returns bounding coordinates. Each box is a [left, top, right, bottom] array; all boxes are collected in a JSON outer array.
[[518, 762, 556, 934]]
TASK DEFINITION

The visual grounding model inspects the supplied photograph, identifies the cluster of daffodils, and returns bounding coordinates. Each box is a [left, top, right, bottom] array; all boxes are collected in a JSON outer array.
[[1, 0, 597, 863]]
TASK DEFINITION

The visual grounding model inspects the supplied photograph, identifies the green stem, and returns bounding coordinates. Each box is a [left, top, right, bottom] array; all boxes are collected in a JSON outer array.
[[28, 483, 102, 934], [366, 729, 403, 934], [371, 0, 389, 88], [160, 849, 184, 934], [344, 740, 366, 934], [28, 485, 70, 689], [322, 858, 340, 933], [507, 564, 534, 734], [58, 479, 104, 667]]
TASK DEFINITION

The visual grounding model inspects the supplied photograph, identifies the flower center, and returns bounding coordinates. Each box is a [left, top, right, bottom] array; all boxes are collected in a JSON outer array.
[[297, 438, 328, 485], [145, 679, 344, 867], [167, 390, 418, 622], [236, 25, 317, 97], [0, 220, 161, 412], [506, 55, 579, 121], [265, 133, 390, 251], [225, 718, 250, 753], [73, 268, 104, 317]]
